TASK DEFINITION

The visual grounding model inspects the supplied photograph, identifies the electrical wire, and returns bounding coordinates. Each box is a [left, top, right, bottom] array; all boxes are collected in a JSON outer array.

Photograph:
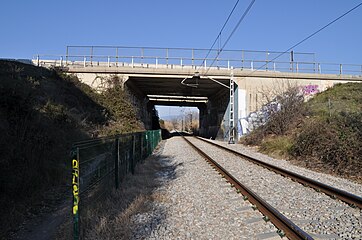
[[203, 0, 256, 75], [245, 2, 362, 76], [197, 0, 240, 72]]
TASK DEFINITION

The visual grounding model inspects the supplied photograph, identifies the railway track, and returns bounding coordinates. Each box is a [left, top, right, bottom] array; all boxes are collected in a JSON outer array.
[[195, 136, 362, 209], [181, 135, 362, 239]]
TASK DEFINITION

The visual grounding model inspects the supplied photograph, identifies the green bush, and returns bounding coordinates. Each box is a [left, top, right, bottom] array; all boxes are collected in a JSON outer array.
[[260, 136, 293, 158], [290, 112, 362, 175]]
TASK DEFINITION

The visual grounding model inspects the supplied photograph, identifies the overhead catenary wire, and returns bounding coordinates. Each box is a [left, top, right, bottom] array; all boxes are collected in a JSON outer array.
[[244, 2, 362, 76], [197, 0, 240, 72], [203, 0, 256, 76]]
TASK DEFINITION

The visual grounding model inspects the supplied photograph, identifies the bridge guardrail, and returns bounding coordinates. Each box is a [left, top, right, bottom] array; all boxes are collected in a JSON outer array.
[[71, 129, 161, 240], [34, 46, 362, 75]]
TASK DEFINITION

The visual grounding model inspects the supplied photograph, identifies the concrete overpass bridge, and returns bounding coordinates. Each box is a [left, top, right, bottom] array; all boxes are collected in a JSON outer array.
[[34, 46, 362, 140]]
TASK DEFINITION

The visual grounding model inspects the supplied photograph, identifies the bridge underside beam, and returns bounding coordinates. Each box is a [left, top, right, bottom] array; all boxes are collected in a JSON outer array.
[[126, 76, 229, 98], [150, 100, 206, 108]]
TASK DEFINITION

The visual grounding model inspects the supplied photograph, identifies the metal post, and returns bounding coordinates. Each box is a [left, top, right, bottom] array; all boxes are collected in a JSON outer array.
[[131, 57, 134, 68], [60, 56, 63, 67], [116, 47, 119, 67], [340, 64, 343, 75], [242, 50, 244, 69], [228, 60, 230, 70], [166, 48, 169, 66], [90, 46, 93, 66], [83, 57, 86, 67], [156, 57, 158, 68], [66, 46, 69, 65], [72, 147, 80, 240], [115, 138, 119, 189], [131, 135, 136, 174], [141, 48, 144, 66], [296, 63, 299, 73], [204, 60, 207, 69], [36, 55, 40, 66], [273, 62, 276, 71], [141, 134, 144, 159], [318, 63, 321, 74], [229, 68, 235, 144], [192, 49, 194, 67], [180, 58, 183, 66], [108, 56, 110, 67], [251, 61, 254, 70]]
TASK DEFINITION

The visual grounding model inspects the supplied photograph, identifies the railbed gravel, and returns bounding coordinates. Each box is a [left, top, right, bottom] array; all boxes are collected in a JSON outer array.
[[189, 137, 362, 239], [206, 138, 362, 197], [131, 137, 282, 239]]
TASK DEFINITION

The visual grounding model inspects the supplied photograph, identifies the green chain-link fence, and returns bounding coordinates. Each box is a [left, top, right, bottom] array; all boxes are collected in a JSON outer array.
[[71, 130, 161, 240]]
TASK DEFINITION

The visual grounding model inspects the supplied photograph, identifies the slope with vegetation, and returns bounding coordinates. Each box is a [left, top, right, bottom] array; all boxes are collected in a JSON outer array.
[[242, 82, 362, 183], [0, 60, 143, 238]]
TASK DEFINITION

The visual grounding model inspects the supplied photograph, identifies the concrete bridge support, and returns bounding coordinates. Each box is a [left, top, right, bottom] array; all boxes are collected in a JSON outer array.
[[199, 87, 230, 139]]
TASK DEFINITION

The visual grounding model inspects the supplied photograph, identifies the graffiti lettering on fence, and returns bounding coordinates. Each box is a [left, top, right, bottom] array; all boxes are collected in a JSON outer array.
[[303, 85, 319, 95], [72, 159, 79, 215]]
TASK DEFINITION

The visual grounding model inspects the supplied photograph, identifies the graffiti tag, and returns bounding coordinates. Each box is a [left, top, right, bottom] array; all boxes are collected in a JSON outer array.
[[303, 85, 319, 95], [72, 159, 79, 215]]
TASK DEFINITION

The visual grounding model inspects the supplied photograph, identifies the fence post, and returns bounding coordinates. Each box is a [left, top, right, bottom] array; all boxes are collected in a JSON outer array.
[[131, 135, 136, 174], [72, 147, 80, 240], [114, 138, 119, 189]]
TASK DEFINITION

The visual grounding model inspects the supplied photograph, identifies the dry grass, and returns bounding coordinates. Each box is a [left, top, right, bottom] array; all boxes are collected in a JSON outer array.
[[56, 144, 173, 240]]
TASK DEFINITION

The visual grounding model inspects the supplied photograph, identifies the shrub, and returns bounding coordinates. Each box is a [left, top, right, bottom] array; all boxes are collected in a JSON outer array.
[[259, 135, 293, 158], [290, 112, 362, 175]]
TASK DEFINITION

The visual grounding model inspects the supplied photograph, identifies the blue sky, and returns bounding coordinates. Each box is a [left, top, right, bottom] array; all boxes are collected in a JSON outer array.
[[1, 1, 361, 63], [1, 0, 361, 117]]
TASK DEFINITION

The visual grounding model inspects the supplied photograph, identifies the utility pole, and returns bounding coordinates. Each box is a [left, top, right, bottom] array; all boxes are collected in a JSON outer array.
[[228, 68, 235, 144]]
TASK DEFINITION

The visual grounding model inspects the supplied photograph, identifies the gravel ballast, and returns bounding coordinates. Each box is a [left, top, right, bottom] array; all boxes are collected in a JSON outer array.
[[131, 137, 281, 239], [206, 138, 362, 197], [188, 137, 362, 239]]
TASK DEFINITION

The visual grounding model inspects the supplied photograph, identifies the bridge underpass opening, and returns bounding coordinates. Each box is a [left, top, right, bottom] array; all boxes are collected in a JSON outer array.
[[124, 75, 234, 139], [155, 105, 200, 133]]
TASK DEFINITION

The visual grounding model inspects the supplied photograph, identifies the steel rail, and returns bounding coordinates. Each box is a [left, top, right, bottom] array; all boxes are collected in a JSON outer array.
[[196, 137, 362, 209], [181, 136, 313, 240]]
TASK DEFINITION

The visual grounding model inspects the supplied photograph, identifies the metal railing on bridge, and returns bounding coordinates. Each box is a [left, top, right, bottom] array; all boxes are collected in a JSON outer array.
[[71, 130, 161, 240], [34, 46, 362, 75]]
